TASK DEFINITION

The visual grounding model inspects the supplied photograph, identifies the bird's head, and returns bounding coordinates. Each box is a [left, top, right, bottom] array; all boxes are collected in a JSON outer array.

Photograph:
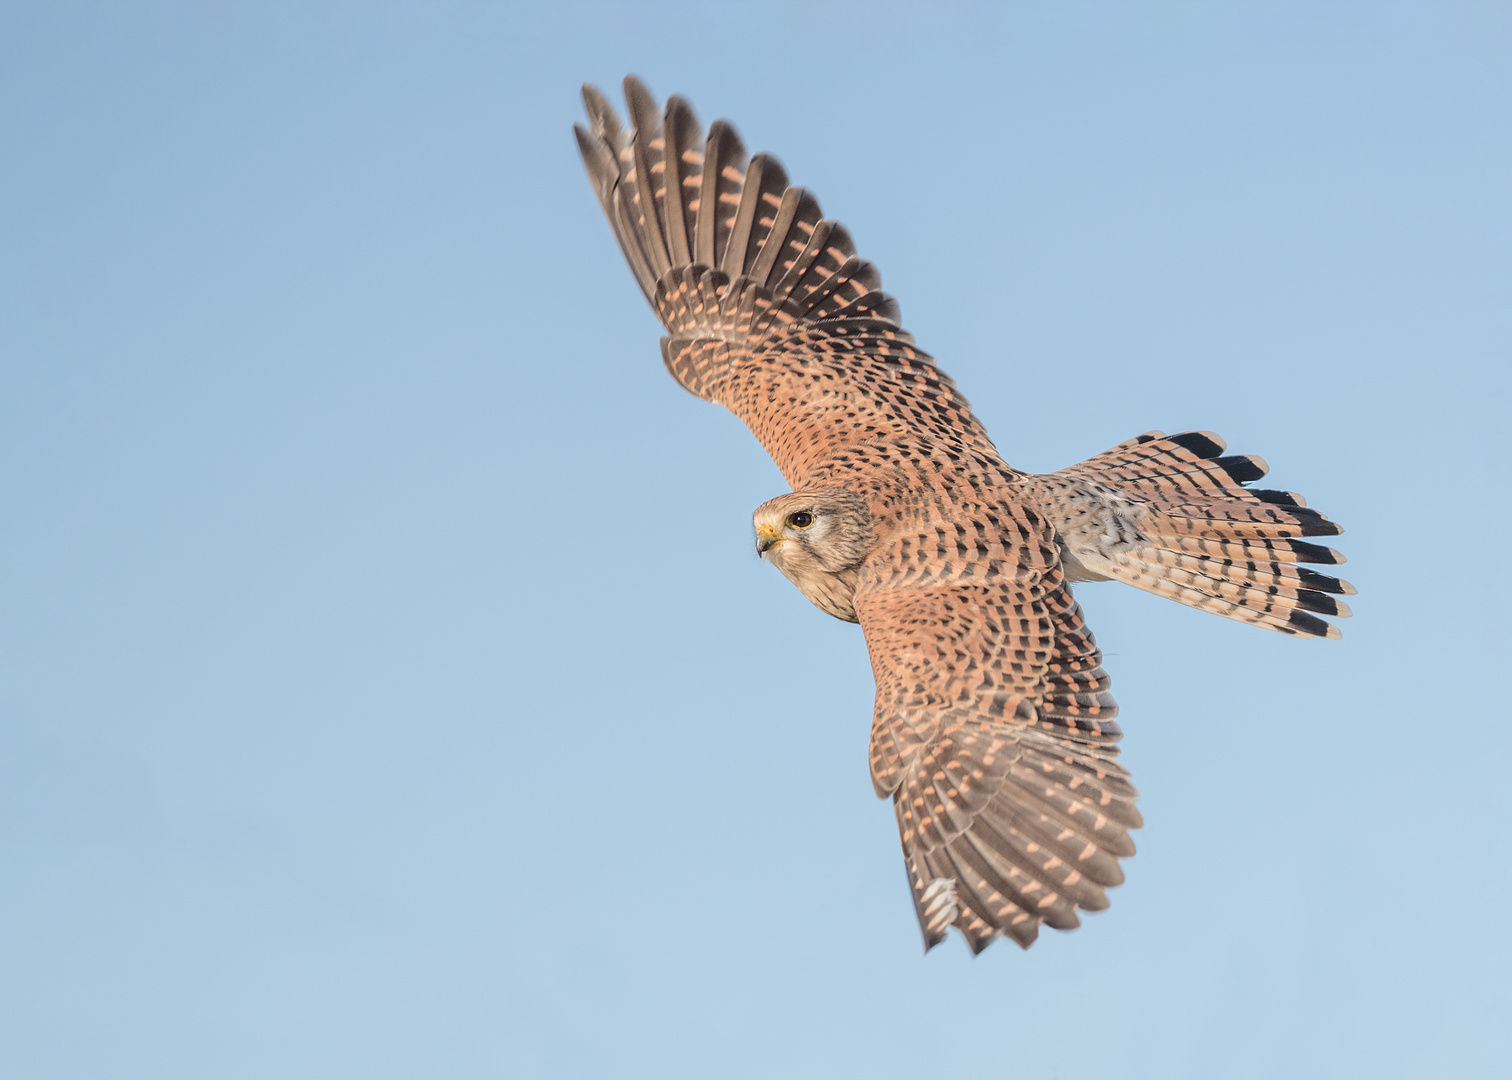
[[752, 488, 876, 579]]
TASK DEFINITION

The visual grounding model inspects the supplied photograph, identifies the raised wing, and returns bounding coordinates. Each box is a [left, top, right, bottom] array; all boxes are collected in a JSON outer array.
[[857, 559, 1140, 953], [575, 77, 1000, 486]]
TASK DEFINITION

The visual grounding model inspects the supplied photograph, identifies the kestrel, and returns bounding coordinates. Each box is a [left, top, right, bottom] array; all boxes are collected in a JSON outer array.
[[575, 77, 1352, 953]]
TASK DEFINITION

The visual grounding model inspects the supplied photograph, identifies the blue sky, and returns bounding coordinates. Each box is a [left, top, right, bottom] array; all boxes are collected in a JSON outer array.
[[2, 3, 1509, 1077]]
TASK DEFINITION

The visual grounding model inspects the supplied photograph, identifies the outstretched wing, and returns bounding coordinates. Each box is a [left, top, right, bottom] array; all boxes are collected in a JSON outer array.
[[857, 556, 1140, 953], [575, 77, 1002, 486]]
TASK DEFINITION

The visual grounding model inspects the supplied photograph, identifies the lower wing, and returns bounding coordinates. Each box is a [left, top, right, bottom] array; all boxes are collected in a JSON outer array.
[[857, 565, 1139, 953]]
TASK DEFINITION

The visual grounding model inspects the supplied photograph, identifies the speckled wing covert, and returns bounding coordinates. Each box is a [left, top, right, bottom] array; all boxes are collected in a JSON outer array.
[[857, 558, 1136, 952], [575, 77, 1350, 953], [574, 77, 998, 486]]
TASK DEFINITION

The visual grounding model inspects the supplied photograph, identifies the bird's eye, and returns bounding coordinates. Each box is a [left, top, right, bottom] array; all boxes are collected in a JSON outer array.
[[787, 511, 814, 529]]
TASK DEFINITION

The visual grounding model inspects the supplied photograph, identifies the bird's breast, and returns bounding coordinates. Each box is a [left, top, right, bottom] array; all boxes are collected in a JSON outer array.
[[778, 563, 861, 623]]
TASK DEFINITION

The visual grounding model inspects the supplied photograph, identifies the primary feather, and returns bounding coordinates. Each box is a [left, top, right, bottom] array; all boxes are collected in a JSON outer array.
[[575, 77, 1352, 953]]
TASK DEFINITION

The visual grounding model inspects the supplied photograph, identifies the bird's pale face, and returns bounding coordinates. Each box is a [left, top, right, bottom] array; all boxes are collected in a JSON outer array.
[[752, 489, 876, 622]]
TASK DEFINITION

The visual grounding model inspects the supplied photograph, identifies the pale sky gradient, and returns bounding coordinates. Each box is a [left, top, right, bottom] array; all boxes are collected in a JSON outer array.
[[3, 3, 1509, 1078]]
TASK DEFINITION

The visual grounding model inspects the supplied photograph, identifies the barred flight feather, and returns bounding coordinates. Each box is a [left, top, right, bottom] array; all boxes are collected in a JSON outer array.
[[1020, 430, 1353, 640], [576, 78, 1354, 955]]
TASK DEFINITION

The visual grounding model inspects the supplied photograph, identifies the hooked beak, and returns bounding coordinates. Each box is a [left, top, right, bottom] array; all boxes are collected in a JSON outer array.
[[755, 523, 783, 556]]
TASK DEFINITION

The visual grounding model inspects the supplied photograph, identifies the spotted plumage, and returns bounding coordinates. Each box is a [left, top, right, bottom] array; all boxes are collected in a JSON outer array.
[[575, 77, 1352, 954]]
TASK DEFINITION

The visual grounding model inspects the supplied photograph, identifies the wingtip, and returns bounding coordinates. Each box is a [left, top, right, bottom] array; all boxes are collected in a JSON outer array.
[[622, 73, 658, 132], [580, 82, 620, 140], [665, 92, 699, 126], [574, 124, 619, 203]]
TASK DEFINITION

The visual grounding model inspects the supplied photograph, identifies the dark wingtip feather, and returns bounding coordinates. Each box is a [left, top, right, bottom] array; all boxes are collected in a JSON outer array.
[[1286, 610, 1336, 638], [574, 124, 618, 203], [622, 74, 657, 129], [1169, 431, 1226, 458], [1215, 454, 1268, 484], [1296, 567, 1355, 595], [1253, 489, 1306, 507], [664, 92, 699, 124], [580, 83, 620, 140], [1287, 540, 1345, 564], [1294, 590, 1348, 617], [1299, 519, 1343, 537]]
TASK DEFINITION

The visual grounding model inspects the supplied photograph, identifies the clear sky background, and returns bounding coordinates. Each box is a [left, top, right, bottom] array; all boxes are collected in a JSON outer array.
[[3, 3, 1509, 1078]]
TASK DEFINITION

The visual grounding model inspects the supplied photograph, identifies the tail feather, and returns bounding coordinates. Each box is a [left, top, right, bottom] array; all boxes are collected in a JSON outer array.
[[1029, 431, 1354, 639], [1147, 509, 1341, 543], [1136, 545, 1355, 597], [1145, 496, 1342, 539], [1164, 533, 1346, 567], [1106, 563, 1347, 639]]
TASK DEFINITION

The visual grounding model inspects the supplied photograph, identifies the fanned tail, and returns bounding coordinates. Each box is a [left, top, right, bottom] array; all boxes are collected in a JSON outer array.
[[1033, 431, 1355, 639]]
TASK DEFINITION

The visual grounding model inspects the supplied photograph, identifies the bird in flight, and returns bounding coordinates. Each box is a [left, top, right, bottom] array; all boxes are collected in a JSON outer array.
[[574, 77, 1353, 953]]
